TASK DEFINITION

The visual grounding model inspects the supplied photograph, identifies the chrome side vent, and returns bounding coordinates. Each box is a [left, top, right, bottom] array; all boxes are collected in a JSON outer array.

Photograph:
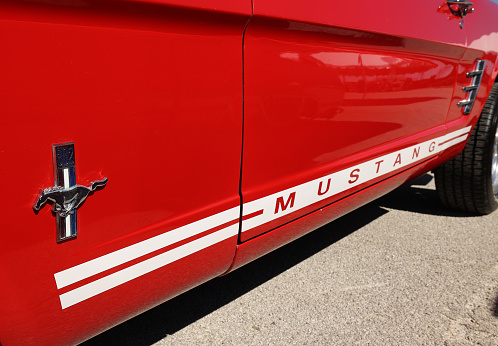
[[458, 60, 486, 115]]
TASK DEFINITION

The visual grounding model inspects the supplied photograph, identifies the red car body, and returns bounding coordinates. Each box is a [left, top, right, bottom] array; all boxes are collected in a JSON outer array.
[[1, 0, 497, 344]]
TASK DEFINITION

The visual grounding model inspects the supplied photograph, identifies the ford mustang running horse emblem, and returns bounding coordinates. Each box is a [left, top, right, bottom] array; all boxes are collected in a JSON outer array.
[[33, 142, 108, 242], [34, 178, 108, 217]]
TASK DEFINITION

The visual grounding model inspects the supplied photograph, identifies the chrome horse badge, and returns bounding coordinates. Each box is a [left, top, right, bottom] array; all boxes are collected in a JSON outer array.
[[34, 179, 108, 217], [33, 143, 108, 242]]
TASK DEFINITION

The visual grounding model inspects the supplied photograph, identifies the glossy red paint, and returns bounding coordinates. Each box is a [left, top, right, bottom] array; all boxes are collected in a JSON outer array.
[[252, 0, 467, 47], [0, 1, 249, 345], [228, 155, 445, 274], [240, 1, 468, 241], [1, 0, 498, 345]]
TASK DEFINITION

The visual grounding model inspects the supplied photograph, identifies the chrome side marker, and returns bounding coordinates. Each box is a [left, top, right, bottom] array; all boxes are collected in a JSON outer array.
[[458, 60, 486, 115]]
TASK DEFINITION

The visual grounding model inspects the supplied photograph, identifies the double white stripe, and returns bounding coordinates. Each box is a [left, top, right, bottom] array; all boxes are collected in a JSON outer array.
[[56, 207, 240, 309], [55, 126, 471, 309]]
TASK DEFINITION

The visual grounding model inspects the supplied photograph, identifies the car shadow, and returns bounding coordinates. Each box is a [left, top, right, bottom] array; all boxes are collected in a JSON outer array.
[[375, 173, 477, 217], [495, 294, 498, 318], [79, 173, 469, 345]]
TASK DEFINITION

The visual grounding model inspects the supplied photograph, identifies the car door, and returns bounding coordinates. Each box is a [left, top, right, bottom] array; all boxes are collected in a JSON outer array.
[[0, 1, 250, 345], [240, 0, 468, 241]]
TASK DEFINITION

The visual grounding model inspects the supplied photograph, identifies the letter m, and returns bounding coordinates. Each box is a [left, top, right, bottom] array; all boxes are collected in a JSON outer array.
[[274, 192, 296, 214]]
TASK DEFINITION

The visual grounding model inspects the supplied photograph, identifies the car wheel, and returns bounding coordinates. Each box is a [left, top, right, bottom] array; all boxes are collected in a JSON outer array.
[[435, 83, 498, 215]]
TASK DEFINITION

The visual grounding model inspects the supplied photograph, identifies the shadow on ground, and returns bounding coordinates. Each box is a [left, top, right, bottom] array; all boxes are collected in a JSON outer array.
[[376, 173, 476, 217], [495, 293, 498, 318], [80, 174, 468, 345]]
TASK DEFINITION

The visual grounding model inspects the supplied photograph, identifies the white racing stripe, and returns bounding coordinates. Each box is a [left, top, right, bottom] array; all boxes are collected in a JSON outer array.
[[55, 126, 472, 309], [241, 127, 472, 233], [59, 224, 239, 309], [439, 133, 470, 150], [55, 206, 240, 289]]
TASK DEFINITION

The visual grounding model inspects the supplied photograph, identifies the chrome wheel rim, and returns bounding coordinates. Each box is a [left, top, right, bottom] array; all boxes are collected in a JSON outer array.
[[493, 123, 498, 197]]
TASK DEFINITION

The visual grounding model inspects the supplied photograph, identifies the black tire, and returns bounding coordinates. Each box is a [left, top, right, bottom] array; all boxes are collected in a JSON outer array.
[[434, 83, 498, 215]]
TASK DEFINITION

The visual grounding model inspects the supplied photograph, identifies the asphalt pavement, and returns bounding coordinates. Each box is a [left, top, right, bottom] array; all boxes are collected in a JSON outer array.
[[81, 173, 498, 345]]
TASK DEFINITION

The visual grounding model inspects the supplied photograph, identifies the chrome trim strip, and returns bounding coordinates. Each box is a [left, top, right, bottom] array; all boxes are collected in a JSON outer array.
[[459, 60, 486, 115]]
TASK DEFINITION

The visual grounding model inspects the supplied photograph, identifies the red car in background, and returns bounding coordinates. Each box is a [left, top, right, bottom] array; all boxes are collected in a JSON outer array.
[[1, 0, 497, 344]]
